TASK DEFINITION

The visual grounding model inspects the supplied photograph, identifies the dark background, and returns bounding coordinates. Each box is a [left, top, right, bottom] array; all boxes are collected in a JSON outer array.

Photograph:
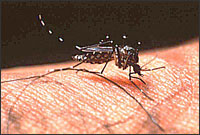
[[2, 1, 198, 69]]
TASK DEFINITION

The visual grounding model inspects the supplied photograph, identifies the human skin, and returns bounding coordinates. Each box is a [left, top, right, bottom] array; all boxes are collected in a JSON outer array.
[[1, 39, 199, 134]]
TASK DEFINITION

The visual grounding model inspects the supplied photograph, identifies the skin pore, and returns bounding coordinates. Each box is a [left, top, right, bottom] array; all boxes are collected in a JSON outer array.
[[1, 39, 199, 134]]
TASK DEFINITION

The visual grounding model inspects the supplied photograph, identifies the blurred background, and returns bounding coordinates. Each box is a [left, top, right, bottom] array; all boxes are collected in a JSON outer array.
[[2, 1, 198, 69]]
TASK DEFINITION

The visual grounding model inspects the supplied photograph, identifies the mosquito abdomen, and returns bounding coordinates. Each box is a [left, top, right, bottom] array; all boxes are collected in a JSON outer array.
[[72, 52, 113, 64]]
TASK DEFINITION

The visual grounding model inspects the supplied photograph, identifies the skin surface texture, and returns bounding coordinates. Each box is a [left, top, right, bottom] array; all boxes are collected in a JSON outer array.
[[1, 39, 199, 134]]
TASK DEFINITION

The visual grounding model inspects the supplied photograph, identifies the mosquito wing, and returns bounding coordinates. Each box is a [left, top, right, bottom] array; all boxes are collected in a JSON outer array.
[[76, 46, 113, 52], [76, 41, 113, 52]]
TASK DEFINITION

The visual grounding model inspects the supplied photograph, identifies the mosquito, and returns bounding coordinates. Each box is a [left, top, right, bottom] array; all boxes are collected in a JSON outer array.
[[2, 14, 165, 132]]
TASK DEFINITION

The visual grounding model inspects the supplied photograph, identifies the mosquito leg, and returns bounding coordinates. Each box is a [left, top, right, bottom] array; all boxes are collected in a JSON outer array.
[[72, 61, 84, 68], [100, 52, 114, 74], [1, 67, 65, 83], [129, 79, 154, 101], [130, 76, 146, 85], [72, 61, 105, 74], [1, 61, 84, 84], [100, 61, 109, 74], [113, 44, 122, 68], [128, 66, 154, 101], [1, 75, 40, 83], [116, 45, 122, 68]]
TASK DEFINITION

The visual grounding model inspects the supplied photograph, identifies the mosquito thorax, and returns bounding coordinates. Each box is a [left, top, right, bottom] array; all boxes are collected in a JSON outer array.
[[119, 45, 139, 63]]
